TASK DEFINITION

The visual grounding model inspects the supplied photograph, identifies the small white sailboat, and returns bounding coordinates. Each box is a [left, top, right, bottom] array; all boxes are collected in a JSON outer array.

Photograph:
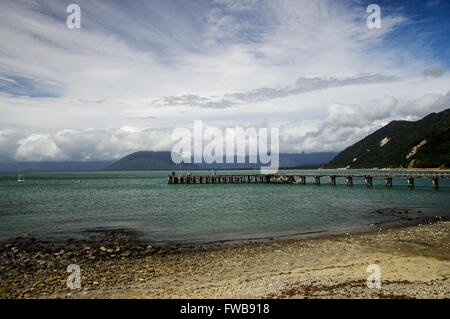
[[17, 171, 25, 183]]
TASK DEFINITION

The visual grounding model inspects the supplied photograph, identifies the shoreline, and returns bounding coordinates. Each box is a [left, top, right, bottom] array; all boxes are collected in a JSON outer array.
[[0, 210, 442, 250], [1, 217, 449, 299], [165, 216, 439, 252]]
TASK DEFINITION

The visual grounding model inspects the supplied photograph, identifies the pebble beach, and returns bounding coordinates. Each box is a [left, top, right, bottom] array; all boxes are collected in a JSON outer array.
[[0, 219, 449, 299]]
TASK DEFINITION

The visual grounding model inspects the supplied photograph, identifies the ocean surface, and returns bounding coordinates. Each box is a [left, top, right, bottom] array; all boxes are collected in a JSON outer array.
[[0, 170, 449, 246]]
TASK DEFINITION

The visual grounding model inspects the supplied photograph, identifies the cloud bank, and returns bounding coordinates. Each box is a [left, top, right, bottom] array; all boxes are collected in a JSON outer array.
[[0, 0, 449, 161], [1, 90, 448, 161]]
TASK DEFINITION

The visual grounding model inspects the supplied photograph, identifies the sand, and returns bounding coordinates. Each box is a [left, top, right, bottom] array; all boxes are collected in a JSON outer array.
[[2, 220, 448, 299]]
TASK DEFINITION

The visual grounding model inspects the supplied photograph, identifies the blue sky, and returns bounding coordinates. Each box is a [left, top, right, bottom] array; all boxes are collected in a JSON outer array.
[[0, 0, 449, 161], [375, 0, 450, 66]]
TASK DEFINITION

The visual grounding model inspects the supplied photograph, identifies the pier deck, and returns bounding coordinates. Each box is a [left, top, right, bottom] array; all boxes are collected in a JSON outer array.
[[168, 172, 450, 188]]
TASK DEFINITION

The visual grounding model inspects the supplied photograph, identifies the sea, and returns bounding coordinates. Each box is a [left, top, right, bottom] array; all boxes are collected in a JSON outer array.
[[0, 170, 449, 246]]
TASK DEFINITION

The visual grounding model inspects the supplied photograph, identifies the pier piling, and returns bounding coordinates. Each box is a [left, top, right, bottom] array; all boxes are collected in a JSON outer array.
[[385, 177, 392, 187], [329, 176, 336, 185], [168, 172, 449, 188], [346, 176, 353, 186], [432, 177, 439, 189]]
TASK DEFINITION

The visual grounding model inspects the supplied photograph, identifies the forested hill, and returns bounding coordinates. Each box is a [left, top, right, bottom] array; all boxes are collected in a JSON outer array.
[[326, 108, 450, 169]]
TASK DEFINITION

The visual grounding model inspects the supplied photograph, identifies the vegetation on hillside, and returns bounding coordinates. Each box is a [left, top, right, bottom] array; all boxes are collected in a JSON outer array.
[[326, 109, 450, 169], [392, 126, 450, 168]]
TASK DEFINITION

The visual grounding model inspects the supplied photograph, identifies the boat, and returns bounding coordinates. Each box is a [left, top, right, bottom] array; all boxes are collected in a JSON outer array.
[[17, 171, 24, 183]]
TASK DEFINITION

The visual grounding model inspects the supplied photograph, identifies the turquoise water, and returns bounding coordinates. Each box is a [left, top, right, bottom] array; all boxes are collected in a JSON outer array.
[[0, 170, 449, 245]]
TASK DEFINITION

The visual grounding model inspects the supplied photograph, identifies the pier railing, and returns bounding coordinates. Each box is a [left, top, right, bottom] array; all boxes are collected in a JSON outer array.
[[168, 171, 450, 188]]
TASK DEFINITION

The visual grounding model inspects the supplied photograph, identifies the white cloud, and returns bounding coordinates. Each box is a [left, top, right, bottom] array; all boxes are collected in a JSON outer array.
[[326, 103, 368, 128], [16, 134, 62, 161], [0, 0, 449, 161], [400, 91, 450, 118], [12, 127, 173, 162], [0, 129, 22, 161], [367, 95, 397, 121], [153, 73, 398, 109], [277, 102, 381, 153], [421, 66, 448, 78]]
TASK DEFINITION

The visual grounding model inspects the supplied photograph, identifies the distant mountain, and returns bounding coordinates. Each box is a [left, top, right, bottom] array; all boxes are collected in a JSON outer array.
[[0, 161, 114, 172], [105, 151, 177, 171], [326, 108, 450, 169], [105, 151, 337, 171]]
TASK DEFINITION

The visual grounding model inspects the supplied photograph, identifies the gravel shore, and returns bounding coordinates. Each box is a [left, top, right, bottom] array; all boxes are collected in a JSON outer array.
[[1, 220, 449, 299]]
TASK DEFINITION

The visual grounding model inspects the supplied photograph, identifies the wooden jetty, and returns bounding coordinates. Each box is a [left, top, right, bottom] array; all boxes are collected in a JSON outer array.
[[168, 171, 450, 189]]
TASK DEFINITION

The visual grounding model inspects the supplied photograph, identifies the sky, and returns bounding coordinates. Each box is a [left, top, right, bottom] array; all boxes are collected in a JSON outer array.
[[0, 0, 449, 162]]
